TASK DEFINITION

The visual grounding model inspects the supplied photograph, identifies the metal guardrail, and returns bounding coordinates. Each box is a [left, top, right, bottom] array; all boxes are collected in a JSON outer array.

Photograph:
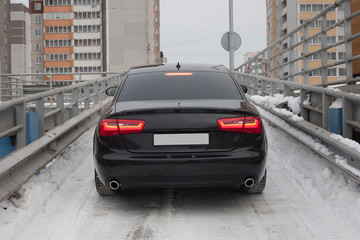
[[233, 71, 360, 183], [0, 72, 122, 101], [233, 0, 360, 182], [0, 74, 122, 201], [236, 0, 360, 87]]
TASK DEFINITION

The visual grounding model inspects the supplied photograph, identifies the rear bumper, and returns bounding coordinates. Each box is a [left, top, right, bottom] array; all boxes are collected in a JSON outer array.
[[94, 150, 267, 188]]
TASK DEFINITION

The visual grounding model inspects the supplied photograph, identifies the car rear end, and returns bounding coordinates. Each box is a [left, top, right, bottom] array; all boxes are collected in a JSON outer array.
[[93, 64, 267, 192]]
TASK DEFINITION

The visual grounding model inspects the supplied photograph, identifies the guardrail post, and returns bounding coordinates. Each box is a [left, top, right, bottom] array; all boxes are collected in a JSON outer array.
[[303, 26, 309, 84], [16, 102, 26, 148], [93, 82, 99, 105], [270, 82, 277, 96], [56, 92, 64, 125], [84, 85, 90, 110], [100, 80, 106, 100], [20, 74, 24, 98], [72, 87, 79, 117], [289, 35, 295, 82], [35, 97, 45, 137], [300, 88, 309, 121], [284, 85, 290, 97], [322, 92, 330, 130], [344, 0, 353, 83], [50, 74, 53, 90], [321, 14, 328, 87], [261, 53, 266, 77], [342, 97, 352, 138], [269, 48, 274, 79], [261, 79, 266, 96], [277, 41, 283, 80]]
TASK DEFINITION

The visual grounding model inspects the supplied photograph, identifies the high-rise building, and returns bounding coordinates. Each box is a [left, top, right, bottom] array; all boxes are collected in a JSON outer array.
[[104, 0, 160, 72], [266, 0, 345, 85], [10, 3, 30, 74], [29, 0, 45, 81], [0, 0, 11, 100], [32, 0, 160, 85]]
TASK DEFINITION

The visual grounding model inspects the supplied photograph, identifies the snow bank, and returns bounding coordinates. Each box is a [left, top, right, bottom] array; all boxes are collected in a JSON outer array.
[[251, 94, 304, 122], [0, 128, 94, 240], [265, 121, 360, 236], [331, 133, 360, 153]]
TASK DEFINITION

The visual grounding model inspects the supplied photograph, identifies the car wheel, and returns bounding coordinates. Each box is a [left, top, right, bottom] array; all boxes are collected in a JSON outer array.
[[240, 169, 267, 194], [95, 170, 117, 196]]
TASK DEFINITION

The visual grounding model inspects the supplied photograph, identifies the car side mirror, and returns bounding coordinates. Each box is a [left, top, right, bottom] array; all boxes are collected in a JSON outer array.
[[241, 85, 248, 93], [105, 86, 117, 96]]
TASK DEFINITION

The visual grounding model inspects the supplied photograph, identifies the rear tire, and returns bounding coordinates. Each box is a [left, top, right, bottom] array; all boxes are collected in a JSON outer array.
[[95, 170, 117, 196], [240, 170, 267, 194]]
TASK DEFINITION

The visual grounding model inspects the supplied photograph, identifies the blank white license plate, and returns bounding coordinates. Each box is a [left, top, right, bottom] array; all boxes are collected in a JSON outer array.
[[153, 133, 209, 146]]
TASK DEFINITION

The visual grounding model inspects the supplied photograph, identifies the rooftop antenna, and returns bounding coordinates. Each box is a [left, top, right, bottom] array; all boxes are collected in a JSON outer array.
[[176, 62, 181, 70]]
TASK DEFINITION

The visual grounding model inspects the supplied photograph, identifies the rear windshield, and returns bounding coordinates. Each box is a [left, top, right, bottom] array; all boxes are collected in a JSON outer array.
[[117, 72, 242, 101]]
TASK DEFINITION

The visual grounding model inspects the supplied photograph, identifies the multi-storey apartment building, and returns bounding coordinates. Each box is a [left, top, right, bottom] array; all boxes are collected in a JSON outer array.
[[29, 0, 45, 81], [0, 0, 11, 100], [104, 0, 160, 72], [10, 3, 30, 74], [32, 0, 160, 84], [43, 0, 76, 85], [266, 0, 345, 85]]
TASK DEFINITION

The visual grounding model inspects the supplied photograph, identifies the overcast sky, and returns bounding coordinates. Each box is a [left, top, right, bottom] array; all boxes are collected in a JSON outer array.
[[160, 0, 267, 68], [14, 0, 267, 68]]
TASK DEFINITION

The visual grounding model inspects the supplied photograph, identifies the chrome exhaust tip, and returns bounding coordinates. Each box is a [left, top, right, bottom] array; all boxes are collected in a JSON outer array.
[[109, 180, 120, 190], [244, 178, 255, 188]]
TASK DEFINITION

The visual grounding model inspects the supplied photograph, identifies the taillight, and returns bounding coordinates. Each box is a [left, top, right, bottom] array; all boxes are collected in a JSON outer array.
[[217, 116, 262, 134], [99, 119, 145, 136]]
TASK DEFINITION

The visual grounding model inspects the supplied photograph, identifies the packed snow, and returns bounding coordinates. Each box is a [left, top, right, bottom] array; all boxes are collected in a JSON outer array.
[[329, 98, 342, 109], [251, 94, 304, 122], [0, 120, 360, 239]]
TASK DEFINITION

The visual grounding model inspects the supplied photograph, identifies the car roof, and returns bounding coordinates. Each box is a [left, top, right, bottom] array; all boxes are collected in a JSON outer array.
[[127, 63, 230, 75]]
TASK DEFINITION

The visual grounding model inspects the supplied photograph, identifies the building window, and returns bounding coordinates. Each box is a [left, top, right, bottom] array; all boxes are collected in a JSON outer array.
[[35, 29, 42, 37], [328, 68, 337, 76], [35, 16, 41, 23], [74, 25, 101, 33], [339, 68, 346, 76], [74, 0, 100, 6], [266, 7, 272, 18], [36, 57, 42, 64], [35, 3, 41, 10], [74, 11, 101, 19], [45, 0, 71, 6], [44, 12, 72, 20], [35, 43, 42, 50], [338, 52, 345, 60], [327, 52, 336, 60]]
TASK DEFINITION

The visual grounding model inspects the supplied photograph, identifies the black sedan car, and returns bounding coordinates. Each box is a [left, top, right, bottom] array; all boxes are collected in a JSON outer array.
[[93, 63, 267, 195]]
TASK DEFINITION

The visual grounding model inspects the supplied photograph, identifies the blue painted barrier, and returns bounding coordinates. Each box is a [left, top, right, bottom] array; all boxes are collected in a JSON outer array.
[[329, 108, 343, 135], [0, 112, 39, 158]]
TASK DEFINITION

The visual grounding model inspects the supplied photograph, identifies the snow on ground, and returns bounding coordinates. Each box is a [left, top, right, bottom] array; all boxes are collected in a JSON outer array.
[[0, 120, 360, 239], [0, 128, 94, 240]]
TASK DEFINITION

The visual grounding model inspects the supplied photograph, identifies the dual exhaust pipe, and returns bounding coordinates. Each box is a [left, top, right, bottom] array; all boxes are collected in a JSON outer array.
[[109, 178, 255, 190]]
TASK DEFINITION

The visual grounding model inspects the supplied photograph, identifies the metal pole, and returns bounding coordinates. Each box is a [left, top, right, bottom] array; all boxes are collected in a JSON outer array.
[[229, 0, 234, 71]]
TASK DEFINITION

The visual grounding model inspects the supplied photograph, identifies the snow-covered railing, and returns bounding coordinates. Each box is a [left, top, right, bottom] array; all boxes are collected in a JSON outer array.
[[0, 74, 122, 202], [233, 71, 360, 183]]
